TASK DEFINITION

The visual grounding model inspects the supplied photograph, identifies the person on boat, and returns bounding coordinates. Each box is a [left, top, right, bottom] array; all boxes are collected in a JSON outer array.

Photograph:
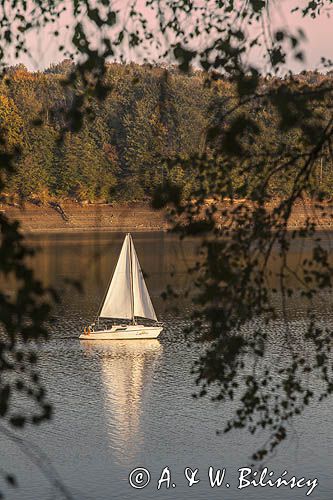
[[83, 326, 91, 336]]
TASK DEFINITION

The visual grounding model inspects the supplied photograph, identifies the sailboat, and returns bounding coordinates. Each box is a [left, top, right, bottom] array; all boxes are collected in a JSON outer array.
[[79, 234, 163, 340]]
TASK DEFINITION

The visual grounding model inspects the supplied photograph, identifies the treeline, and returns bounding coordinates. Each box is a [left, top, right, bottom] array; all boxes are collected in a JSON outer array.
[[0, 61, 333, 203], [0, 61, 211, 203]]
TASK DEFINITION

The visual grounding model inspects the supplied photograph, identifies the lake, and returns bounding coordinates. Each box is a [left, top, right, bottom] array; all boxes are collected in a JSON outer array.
[[1, 232, 332, 500]]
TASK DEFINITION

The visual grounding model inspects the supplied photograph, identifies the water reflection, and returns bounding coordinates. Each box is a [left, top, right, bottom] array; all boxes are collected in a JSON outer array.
[[19, 232, 197, 318], [1, 232, 333, 499], [82, 340, 162, 465]]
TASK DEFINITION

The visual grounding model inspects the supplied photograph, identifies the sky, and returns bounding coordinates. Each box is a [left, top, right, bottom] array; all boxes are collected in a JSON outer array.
[[9, 0, 333, 74], [276, 1, 333, 72]]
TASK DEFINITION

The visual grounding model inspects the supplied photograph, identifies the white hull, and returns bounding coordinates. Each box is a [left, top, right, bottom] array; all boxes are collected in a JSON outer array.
[[79, 324, 163, 340]]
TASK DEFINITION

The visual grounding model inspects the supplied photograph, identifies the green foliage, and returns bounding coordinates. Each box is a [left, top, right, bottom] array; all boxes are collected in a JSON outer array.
[[58, 126, 117, 201], [2, 64, 333, 204], [162, 71, 333, 462], [1, 0, 333, 488], [0, 107, 58, 495], [0, 63, 212, 203]]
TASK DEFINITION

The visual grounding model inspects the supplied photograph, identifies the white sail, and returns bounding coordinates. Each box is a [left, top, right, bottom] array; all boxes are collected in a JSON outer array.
[[99, 235, 133, 320], [99, 234, 157, 322], [131, 239, 157, 321]]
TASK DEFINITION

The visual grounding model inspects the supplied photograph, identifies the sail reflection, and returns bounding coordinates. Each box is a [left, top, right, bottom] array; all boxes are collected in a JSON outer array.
[[82, 340, 162, 464]]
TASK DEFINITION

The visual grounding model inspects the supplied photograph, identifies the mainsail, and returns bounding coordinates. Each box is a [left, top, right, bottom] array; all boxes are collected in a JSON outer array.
[[99, 234, 157, 322]]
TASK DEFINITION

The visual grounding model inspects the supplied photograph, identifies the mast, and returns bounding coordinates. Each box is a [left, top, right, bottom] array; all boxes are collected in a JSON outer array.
[[98, 233, 157, 322], [128, 233, 135, 324]]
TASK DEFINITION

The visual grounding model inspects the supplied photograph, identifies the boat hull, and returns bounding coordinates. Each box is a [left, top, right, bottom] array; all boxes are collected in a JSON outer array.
[[79, 325, 163, 340]]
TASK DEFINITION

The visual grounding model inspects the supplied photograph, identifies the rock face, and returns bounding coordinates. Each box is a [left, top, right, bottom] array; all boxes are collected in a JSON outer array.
[[212, 199, 333, 230], [1, 200, 333, 233], [0, 202, 169, 233]]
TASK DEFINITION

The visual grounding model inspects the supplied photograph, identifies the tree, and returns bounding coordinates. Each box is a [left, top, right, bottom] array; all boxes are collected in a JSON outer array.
[[0, 3, 333, 493], [0, 95, 23, 152], [59, 126, 117, 202], [0, 91, 60, 498], [10, 124, 57, 201]]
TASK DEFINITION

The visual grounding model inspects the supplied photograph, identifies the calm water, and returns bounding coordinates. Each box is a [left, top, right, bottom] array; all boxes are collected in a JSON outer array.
[[1, 232, 333, 500]]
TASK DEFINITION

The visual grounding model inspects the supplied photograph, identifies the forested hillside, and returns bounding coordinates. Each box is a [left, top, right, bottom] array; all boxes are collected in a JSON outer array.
[[0, 62, 332, 204]]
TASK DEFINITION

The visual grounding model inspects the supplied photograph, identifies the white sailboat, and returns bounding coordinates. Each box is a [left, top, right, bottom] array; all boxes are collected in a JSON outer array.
[[79, 233, 163, 340]]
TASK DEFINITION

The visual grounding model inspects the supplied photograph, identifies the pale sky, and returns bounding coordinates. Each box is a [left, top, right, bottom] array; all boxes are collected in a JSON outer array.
[[10, 0, 333, 73]]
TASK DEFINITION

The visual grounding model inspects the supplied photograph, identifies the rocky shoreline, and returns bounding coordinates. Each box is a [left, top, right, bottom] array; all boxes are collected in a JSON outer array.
[[1, 200, 333, 234], [0, 202, 169, 233]]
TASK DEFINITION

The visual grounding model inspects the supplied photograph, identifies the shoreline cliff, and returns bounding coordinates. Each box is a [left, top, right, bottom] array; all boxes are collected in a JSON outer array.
[[1, 200, 333, 234]]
